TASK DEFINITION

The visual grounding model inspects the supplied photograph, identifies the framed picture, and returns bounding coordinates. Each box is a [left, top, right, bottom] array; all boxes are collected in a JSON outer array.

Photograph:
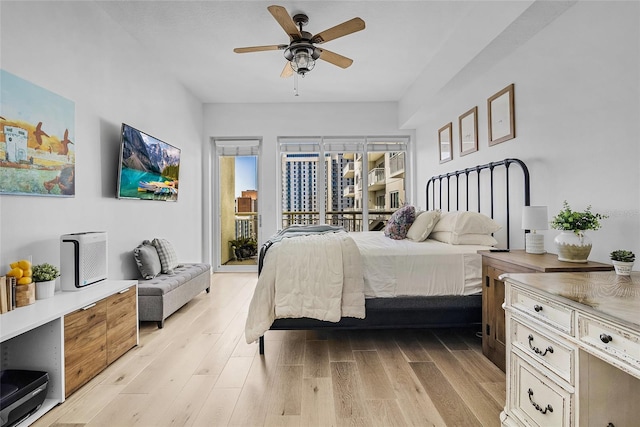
[[0, 69, 75, 197], [438, 122, 453, 164], [487, 83, 515, 146], [459, 106, 478, 156]]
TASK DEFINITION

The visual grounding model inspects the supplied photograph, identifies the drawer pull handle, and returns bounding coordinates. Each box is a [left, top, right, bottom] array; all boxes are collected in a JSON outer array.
[[528, 334, 554, 356], [528, 388, 553, 414], [118, 288, 131, 294], [600, 333, 613, 344], [82, 303, 96, 311], [533, 304, 543, 312]]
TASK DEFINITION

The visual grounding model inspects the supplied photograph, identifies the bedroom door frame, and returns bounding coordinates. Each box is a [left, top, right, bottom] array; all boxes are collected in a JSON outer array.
[[213, 138, 261, 273]]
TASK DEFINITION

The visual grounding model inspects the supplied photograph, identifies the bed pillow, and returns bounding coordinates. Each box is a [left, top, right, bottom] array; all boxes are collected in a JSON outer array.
[[430, 231, 498, 246], [384, 205, 416, 240], [133, 241, 162, 279], [406, 210, 441, 242], [432, 211, 501, 235], [152, 238, 179, 274]]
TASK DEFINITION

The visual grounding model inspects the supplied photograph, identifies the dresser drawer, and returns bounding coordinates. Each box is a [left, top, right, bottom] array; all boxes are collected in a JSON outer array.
[[512, 319, 575, 384], [510, 354, 573, 427], [578, 314, 640, 369], [510, 286, 574, 334]]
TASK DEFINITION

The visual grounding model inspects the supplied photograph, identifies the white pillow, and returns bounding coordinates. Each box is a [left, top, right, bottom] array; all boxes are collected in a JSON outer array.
[[406, 210, 441, 242], [432, 211, 501, 235], [430, 231, 498, 246]]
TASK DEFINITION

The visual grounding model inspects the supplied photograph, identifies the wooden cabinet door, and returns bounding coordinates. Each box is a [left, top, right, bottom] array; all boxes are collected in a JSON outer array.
[[106, 286, 138, 364], [64, 300, 107, 397]]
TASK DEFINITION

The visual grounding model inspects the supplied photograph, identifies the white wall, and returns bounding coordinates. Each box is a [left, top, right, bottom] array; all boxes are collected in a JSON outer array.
[[0, 2, 204, 280], [408, 1, 639, 264], [202, 102, 416, 266]]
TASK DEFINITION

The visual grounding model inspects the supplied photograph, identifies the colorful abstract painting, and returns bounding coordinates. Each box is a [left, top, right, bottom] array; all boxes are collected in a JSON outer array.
[[0, 70, 75, 197]]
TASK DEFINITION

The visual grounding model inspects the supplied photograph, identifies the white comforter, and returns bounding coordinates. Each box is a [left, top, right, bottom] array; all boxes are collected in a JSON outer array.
[[245, 231, 365, 344]]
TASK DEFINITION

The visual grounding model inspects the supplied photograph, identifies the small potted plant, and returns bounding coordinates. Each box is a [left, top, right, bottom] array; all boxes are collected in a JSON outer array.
[[550, 201, 607, 263], [610, 250, 635, 276], [32, 263, 60, 299]]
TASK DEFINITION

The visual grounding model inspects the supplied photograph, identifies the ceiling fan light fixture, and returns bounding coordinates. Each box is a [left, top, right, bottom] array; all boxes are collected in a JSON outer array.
[[290, 48, 315, 76]]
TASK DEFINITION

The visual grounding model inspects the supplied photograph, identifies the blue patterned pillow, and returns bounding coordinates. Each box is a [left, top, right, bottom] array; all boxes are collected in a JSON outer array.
[[384, 205, 416, 240], [152, 238, 179, 274]]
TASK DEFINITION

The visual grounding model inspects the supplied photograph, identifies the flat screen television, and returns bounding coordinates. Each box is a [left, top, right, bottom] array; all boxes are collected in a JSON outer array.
[[116, 123, 180, 201]]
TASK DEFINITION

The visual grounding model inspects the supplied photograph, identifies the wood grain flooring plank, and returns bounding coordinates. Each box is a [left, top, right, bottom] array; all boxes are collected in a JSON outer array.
[[214, 356, 254, 388], [303, 340, 330, 378], [327, 330, 354, 362], [191, 387, 241, 427], [227, 341, 283, 427], [353, 350, 396, 400], [480, 381, 507, 408], [348, 329, 377, 351], [366, 399, 409, 427], [416, 331, 503, 426], [300, 377, 336, 427], [452, 349, 505, 384], [432, 328, 471, 351], [331, 361, 369, 421], [160, 374, 217, 426], [374, 338, 447, 426], [266, 365, 303, 417], [393, 330, 432, 362], [410, 361, 482, 427], [278, 334, 306, 366]]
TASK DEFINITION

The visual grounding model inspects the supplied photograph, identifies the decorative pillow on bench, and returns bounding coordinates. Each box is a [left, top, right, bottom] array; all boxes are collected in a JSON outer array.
[[133, 241, 162, 279], [152, 238, 179, 274]]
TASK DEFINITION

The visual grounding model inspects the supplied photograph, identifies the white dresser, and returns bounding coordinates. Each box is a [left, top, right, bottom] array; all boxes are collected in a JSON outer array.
[[501, 271, 640, 426]]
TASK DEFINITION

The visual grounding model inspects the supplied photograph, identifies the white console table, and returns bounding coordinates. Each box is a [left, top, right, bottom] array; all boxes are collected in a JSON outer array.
[[501, 271, 639, 426], [0, 279, 138, 426]]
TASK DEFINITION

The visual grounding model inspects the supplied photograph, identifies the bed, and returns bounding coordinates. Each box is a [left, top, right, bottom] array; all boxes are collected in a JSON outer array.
[[247, 158, 531, 354]]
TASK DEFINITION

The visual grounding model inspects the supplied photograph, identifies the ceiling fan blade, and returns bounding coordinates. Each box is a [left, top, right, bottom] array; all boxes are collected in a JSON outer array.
[[311, 17, 365, 44], [234, 44, 287, 53], [280, 62, 293, 78], [268, 5, 301, 41], [317, 48, 353, 69]]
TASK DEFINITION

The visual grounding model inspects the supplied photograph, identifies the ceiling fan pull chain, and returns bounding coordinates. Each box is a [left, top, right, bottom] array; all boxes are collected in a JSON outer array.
[[294, 73, 299, 96]]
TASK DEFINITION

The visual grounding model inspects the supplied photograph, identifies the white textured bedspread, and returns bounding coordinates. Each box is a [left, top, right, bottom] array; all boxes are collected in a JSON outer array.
[[245, 231, 365, 344], [350, 231, 490, 298]]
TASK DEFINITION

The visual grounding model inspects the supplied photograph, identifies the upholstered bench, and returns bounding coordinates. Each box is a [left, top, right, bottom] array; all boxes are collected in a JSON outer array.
[[137, 263, 211, 328], [133, 238, 211, 328]]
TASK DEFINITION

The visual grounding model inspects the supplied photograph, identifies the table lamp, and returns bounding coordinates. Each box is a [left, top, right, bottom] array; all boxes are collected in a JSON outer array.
[[522, 206, 548, 254]]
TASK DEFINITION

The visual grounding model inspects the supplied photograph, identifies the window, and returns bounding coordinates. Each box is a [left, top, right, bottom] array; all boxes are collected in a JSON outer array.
[[279, 136, 409, 231], [390, 191, 400, 209]]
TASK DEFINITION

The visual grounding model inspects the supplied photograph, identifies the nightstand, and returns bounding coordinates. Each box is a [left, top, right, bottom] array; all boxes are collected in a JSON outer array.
[[478, 250, 613, 372]]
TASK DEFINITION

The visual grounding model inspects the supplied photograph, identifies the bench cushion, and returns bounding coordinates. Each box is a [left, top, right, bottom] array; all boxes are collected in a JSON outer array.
[[137, 263, 210, 296]]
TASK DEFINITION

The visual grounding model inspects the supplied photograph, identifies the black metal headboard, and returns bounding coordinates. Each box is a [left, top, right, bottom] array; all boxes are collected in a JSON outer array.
[[425, 158, 531, 249]]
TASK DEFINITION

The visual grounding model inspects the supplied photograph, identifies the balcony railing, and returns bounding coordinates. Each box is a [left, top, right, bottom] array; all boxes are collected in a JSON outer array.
[[342, 162, 355, 178], [389, 152, 405, 177], [281, 210, 397, 232], [368, 167, 385, 190], [343, 185, 355, 197]]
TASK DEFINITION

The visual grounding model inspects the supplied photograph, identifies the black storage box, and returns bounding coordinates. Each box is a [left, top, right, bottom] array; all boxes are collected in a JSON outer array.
[[0, 370, 49, 427]]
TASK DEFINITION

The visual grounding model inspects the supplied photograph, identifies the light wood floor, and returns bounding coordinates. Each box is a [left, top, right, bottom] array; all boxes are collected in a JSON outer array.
[[35, 272, 505, 427]]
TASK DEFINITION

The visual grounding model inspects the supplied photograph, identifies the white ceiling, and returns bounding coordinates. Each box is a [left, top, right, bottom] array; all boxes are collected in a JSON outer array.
[[95, 1, 547, 105]]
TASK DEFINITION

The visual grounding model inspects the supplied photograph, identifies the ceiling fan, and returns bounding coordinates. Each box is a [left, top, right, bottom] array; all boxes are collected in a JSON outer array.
[[233, 5, 365, 77]]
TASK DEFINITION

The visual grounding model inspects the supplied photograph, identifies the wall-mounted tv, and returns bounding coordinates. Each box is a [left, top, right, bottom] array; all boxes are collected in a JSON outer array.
[[116, 123, 180, 201]]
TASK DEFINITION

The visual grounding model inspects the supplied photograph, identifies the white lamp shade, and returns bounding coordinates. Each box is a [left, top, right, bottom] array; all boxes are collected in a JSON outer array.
[[522, 206, 548, 231]]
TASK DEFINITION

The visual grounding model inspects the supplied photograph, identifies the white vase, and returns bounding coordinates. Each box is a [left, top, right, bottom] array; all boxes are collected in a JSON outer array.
[[35, 279, 56, 299], [554, 230, 592, 263], [612, 261, 634, 276]]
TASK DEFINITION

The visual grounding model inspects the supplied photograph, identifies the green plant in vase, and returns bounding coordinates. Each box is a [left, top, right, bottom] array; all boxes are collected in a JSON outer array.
[[610, 250, 635, 276], [550, 201, 607, 263], [32, 263, 60, 282]]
